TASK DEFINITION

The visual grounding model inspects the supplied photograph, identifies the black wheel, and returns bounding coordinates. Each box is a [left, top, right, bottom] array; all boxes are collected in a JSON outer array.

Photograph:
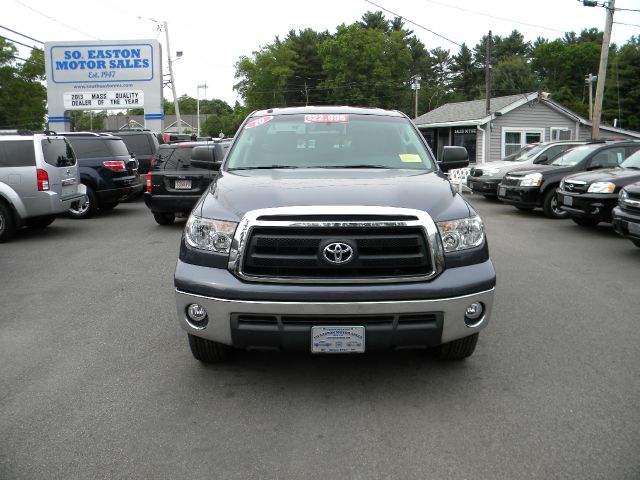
[[516, 206, 534, 211], [0, 202, 16, 243], [153, 212, 175, 225], [25, 215, 55, 229], [188, 335, 231, 363], [68, 185, 97, 219], [100, 202, 118, 211], [571, 217, 599, 227], [632, 239, 640, 248], [437, 333, 479, 360], [542, 189, 569, 219]]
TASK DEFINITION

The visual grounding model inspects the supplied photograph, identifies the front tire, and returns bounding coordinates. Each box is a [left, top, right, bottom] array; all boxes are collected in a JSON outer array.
[[542, 189, 569, 219], [68, 185, 97, 219], [0, 202, 16, 243], [188, 335, 231, 363], [572, 217, 599, 227], [153, 212, 175, 225], [437, 333, 479, 360], [25, 215, 55, 229]]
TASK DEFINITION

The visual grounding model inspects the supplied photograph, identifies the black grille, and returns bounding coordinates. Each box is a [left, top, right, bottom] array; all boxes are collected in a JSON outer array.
[[564, 181, 587, 193], [501, 176, 520, 186], [621, 193, 640, 213], [235, 313, 439, 327], [242, 226, 431, 279]]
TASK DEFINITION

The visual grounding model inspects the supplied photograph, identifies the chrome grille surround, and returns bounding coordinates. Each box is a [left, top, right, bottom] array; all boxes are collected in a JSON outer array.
[[228, 206, 446, 284]]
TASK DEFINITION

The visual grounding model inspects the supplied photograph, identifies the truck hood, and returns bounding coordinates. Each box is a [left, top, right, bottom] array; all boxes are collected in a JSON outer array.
[[505, 164, 564, 177], [565, 167, 640, 185], [196, 168, 471, 223]]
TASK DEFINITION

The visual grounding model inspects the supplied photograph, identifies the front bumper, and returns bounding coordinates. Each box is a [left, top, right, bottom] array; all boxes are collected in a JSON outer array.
[[612, 206, 640, 241], [557, 191, 617, 222], [174, 259, 496, 351], [467, 177, 501, 195], [497, 185, 540, 208], [143, 192, 200, 214]]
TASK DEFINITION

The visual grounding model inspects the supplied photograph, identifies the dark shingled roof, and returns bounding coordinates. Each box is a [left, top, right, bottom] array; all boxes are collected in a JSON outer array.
[[414, 93, 536, 126]]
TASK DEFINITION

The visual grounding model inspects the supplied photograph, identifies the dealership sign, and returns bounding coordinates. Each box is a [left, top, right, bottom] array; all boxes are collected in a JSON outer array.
[[45, 40, 163, 131]]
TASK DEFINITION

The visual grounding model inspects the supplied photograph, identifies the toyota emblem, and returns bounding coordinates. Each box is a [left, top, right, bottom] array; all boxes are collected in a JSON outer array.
[[323, 242, 354, 265]]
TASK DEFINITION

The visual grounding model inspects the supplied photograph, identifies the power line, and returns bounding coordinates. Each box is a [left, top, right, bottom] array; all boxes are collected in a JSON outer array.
[[364, 0, 462, 47], [6, 53, 44, 67], [614, 21, 640, 27], [0, 24, 43, 44], [11, 0, 100, 40], [421, 0, 566, 33], [0, 34, 41, 51]]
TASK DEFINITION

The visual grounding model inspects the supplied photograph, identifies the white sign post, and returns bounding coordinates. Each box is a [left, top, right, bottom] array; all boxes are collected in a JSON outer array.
[[45, 40, 163, 132]]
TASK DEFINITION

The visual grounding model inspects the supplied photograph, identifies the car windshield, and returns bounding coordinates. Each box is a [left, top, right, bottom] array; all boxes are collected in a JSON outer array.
[[551, 145, 600, 166], [512, 144, 545, 162], [503, 144, 538, 162], [620, 150, 640, 169], [226, 113, 435, 171]]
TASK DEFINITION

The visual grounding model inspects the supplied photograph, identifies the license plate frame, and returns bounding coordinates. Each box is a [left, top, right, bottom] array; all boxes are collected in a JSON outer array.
[[311, 326, 365, 354], [564, 195, 573, 206], [629, 222, 640, 236], [174, 179, 192, 190], [498, 186, 506, 197]]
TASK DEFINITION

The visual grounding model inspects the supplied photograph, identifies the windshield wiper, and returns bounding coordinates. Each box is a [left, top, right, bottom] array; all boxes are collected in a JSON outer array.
[[229, 165, 303, 170], [316, 164, 391, 169]]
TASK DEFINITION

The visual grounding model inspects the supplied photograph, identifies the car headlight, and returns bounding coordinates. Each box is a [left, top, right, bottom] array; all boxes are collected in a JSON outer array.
[[185, 215, 238, 254], [519, 173, 542, 187], [559, 178, 566, 190], [619, 188, 629, 203], [437, 216, 484, 252], [587, 182, 615, 194], [483, 167, 501, 176]]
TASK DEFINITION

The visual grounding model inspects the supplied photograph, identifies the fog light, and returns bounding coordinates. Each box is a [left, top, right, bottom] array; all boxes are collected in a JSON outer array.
[[186, 303, 208, 328], [464, 302, 485, 327]]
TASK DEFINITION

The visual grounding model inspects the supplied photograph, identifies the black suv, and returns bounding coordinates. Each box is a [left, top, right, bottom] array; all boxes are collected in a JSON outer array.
[[557, 149, 640, 226], [63, 132, 143, 219], [105, 129, 161, 174], [144, 140, 229, 225], [612, 181, 640, 248], [498, 141, 640, 218]]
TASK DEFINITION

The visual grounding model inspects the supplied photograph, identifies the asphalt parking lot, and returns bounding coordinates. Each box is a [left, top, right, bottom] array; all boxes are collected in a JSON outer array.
[[1, 194, 638, 480]]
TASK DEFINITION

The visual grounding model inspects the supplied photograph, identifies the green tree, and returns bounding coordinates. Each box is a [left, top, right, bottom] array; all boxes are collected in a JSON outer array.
[[491, 56, 538, 97], [449, 43, 482, 101], [69, 111, 107, 131], [0, 39, 47, 130]]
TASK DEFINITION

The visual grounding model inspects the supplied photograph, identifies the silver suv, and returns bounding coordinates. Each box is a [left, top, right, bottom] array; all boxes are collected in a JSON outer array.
[[0, 131, 86, 242]]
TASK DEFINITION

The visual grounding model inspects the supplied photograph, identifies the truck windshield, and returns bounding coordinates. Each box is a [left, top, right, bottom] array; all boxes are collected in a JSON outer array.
[[504, 144, 542, 162], [226, 114, 435, 171], [620, 150, 640, 169]]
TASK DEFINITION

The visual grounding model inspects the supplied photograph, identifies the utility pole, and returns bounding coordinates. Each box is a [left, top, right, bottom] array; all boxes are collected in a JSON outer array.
[[485, 30, 492, 115], [164, 21, 182, 135], [410, 75, 421, 119], [585, 73, 597, 120], [196, 83, 207, 138], [591, 0, 615, 139]]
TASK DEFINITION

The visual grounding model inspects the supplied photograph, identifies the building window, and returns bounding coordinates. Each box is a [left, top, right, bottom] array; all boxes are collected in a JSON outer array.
[[502, 128, 545, 158], [551, 128, 572, 141], [453, 128, 476, 163]]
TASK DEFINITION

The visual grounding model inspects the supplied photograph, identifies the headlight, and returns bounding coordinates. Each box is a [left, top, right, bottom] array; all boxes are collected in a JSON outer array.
[[437, 216, 485, 252], [483, 167, 501, 176], [587, 182, 615, 194], [185, 215, 238, 254], [619, 188, 629, 203], [519, 173, 542, 187]]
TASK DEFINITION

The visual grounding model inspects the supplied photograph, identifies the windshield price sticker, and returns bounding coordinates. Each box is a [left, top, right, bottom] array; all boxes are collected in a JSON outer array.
[[245, 115, 274, 129], [304, 114, 349, 123]]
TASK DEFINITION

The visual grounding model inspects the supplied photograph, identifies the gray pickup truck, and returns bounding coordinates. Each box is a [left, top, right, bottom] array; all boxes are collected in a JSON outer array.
[[174, 107, 496, 362]]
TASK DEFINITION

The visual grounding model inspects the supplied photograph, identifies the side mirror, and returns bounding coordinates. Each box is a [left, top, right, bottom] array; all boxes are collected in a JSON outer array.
[[533, 154, 548, 164], [191, 145, 221, 170], [438, 146, 469, 173]]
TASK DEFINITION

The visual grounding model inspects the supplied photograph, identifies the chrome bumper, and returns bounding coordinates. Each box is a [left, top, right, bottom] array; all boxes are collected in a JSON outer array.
[[175, 288, 495, 347]]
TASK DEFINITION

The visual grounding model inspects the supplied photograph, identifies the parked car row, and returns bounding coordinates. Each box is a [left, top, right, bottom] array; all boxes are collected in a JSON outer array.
[[468, 139, 640, 249], [0, 129, 165, 242]]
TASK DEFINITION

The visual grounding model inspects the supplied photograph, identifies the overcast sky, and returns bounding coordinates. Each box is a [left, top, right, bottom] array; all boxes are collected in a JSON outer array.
[[3, 0, 639, 108]]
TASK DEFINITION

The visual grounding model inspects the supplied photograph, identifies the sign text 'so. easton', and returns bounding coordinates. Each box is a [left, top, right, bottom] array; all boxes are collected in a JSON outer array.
[[50, 43, 154, 83]]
